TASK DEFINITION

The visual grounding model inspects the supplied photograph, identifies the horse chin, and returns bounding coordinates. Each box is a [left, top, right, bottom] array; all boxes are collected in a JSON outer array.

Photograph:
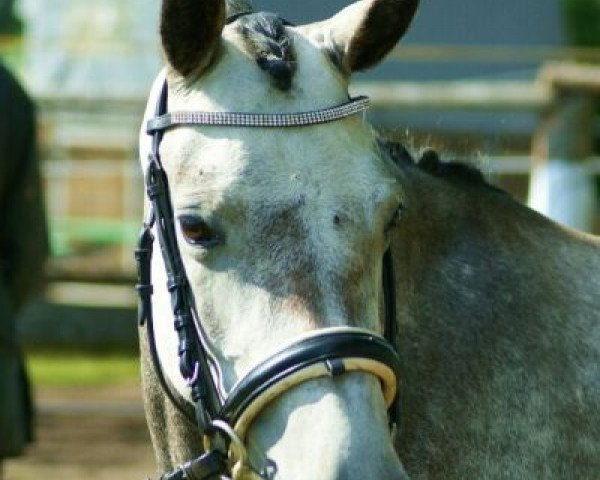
[[243, 373, 407, 480]]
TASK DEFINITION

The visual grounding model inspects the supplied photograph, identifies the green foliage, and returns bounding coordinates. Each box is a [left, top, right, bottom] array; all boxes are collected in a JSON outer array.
[[562, 0, 600, 46], [0, 0, 24, 71], [26, 351, 140, 387]]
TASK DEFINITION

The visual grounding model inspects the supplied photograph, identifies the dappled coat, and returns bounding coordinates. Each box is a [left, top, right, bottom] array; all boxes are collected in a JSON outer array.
[[0, 63, 48, 458]]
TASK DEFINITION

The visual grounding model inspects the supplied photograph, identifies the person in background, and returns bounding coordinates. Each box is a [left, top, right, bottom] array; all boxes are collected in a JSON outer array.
[[0, 0, 22, 35], [0, 61, 49, 476]]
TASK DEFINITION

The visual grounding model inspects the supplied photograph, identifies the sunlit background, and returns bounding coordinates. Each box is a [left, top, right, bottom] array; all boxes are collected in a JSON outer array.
[[1, 0, 599, 478]]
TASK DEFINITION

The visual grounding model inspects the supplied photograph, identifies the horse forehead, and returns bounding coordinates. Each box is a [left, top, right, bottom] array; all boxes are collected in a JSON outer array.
[[168, 128, 394, 214], [162, 17, 397, 217], [166, 22, 348, 114]]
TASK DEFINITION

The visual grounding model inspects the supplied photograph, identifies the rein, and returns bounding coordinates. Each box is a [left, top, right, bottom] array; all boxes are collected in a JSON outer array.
[[136, 52, 400, 480]]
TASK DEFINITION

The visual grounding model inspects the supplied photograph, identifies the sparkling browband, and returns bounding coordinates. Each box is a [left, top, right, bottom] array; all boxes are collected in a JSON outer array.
[[146, 95, 370, 132]]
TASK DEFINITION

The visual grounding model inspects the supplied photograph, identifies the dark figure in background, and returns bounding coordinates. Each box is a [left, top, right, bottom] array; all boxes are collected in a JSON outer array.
[[0, 0, 22, 35], [0, 63, 49, 473]]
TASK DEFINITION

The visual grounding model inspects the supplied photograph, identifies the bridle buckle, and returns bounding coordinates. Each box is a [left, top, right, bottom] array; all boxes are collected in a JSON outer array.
[[204, 420, 250, 480]]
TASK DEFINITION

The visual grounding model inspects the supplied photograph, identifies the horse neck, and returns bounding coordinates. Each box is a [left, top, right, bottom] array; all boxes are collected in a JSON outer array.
[[390, 166, 600, 480], [392, 164, 599, 330]]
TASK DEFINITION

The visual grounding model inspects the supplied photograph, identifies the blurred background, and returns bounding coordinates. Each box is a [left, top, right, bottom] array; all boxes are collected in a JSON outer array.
[[0, 0, 599, 478]]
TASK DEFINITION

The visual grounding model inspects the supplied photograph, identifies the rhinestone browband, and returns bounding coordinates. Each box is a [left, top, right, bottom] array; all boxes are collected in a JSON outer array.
[[146, 95, 370, 133]]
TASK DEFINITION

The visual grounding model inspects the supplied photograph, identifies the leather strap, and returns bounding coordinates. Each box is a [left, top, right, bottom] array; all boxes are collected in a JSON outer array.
[[146, 96, 370, 133], [135, 222, 154, 326], [217, 329, 400, 438], [382, 248, 399, 428], [158, 450, 228, 480]]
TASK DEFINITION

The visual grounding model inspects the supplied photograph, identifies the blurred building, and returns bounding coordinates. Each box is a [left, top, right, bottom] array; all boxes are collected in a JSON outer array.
[[16, 0, 568, 117], [18, 0, 161, 97], [17, 0, 567, 96], [260, 0, 566, 80]]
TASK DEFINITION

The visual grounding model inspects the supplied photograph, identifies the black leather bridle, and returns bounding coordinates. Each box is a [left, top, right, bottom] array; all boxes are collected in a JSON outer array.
[[135, 17, 400, 480]]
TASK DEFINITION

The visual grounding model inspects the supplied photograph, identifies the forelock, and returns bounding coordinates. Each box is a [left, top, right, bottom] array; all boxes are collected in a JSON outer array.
[[236, 12, 297, 91]]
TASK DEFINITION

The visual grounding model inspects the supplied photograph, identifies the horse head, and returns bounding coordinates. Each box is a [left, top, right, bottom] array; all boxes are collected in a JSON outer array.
[[139, 1, 419, 478]]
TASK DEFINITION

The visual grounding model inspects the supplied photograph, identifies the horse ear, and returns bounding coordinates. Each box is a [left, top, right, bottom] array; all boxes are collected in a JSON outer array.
[[160, 0, 227, 77], [315, 0, 419, 73]]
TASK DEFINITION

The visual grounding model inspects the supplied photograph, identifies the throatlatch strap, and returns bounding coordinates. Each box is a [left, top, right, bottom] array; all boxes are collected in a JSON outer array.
[[382, 248, 399, 428], [135, 219, 155, 326]]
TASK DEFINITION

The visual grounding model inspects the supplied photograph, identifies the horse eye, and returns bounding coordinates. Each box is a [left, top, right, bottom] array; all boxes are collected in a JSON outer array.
[[385, 203, 405, 233], [178, 215, 221, 247]]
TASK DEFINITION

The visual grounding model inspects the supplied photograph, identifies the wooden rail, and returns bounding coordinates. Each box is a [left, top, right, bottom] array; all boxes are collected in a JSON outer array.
[[389, 44, 600, 64], [540, 61, 600, 94], [39, 81, 550, 114], [351, 80, 551, 111], [351, 62, 600, 113]]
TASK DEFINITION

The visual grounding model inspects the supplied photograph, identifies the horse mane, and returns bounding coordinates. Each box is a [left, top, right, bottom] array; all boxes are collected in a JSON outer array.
[[380, 139, 505, 193]]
